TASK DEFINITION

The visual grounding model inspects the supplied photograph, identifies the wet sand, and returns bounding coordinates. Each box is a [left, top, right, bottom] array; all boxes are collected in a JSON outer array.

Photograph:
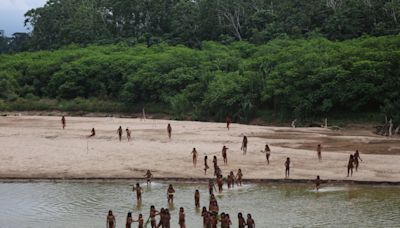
[[0, 115, 399, 182]]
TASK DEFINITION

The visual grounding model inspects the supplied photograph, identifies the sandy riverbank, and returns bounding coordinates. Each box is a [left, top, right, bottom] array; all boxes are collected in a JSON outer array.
[[0, 115, 399, 182]]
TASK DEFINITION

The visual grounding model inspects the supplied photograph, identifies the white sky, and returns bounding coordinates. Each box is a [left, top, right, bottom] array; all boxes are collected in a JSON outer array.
[[0, 0, 47, 36]]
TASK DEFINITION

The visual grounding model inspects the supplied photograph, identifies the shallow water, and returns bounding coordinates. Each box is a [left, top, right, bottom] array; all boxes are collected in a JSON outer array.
[[0, 181, 399, 227]]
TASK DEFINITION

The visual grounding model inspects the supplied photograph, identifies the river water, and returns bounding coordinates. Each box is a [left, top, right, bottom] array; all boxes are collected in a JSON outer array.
[[0, 181, 399, 227]]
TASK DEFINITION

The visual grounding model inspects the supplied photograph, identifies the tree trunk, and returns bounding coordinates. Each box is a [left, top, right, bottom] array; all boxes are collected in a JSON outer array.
[[389, 119, 393, 137], [291, 119, 297, 128]]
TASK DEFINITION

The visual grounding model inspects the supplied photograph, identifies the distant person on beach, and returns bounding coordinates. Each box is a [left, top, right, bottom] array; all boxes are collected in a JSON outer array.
[[126, 212, 133, 228], [117, 126, 123, 141], [194, 189, 200, 208], [204, 156, 209, 175], [236, 169, 243, 186], [226, 116, 231, 130], [132, 183, 143, 201], [167, 123, 172, 139], [126, 128, 131, 141], [178, 207, 186, 228], [285, 157, 290, 178], [209, 194, 219, 214], [241, 136, 248, 155], [208, 179, 216, 195], [150, 205, 159, 228], [157, 208, 165, 228], [347, 154, 355, 177], [354, 150, 362, 171], [107, 210, 116, 228], [191, 148, 198, 167], [247, 214, 255, 228], [213, 156, 218, 176], [217, 174, 224, 193], [61, 116, 66, 129], [238, 212, 246, 228], [222, 146, 228, 165], [228, 171, 235, 188], [88, 128, 96, 138], [134, 214, 144, 228], [165, 209, 171, 227], [145, 170, 153, 185], [167, 184, 175, 204], [265, 144, 271, 164], [315, 175, 321, 191], [317, 144, 322, 161], [210, 213, 218, 227]]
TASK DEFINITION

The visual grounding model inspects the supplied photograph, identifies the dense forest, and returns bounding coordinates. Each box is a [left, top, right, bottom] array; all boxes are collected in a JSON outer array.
[[0, 0, 399, 129]]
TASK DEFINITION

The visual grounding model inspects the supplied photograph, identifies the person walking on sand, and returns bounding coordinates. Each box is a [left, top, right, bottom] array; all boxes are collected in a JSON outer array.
[[226, 116, 231, 130], [347, 154, 355, 177], [222, 146, 228, 165], [204, 156, 209, 175], [241, 136, 248, 155], [191, 148, 198, 167], [107, 210, 116, 228], [133, 183, 143, 201], [315, 175, 321, 191], [88, 128, 96, 138], [178, 207, 186, 228], [144, 170, 153, 185], [126, 128, 131, 141], [126, 212, 133, 228], [61, 116, 66, 129], [117, 126, 123, 141], [167, 123, 172, 139], [354, 150, 362, 171], [285, 157, 290, 178], [265, 144, 271, 164], [317, 144, 322, 161], [167, 184, 175, 204]]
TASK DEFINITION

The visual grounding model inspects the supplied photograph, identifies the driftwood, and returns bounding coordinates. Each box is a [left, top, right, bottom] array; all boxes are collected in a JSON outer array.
[[375, 118, 399, 136]]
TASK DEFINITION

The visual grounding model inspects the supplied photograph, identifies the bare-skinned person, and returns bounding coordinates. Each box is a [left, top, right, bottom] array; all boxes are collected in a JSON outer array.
[[204, 156, 209, 175], [107, 210, 116, 228], [201, 207, 210, 228], [241, 136, 248, 155], [167, 123, 172, 139], [117, 126, 123, 141], [220, 213, 228, 228], [165, 209, 171, 228], [133, 214, 144, 228], [238, 212, 246, 228], [216, 174, 224, 193], [236, 169, 243, 186], [157, 208, 165, 228], [226, 116, 231, 130], [126, 128, 131, 141], [285, 157, 290, 178], [145, 170, 153, 185], [212, 156, 218, 176], [167, 184, 175, 204], [209, 194, 219, 214], [227, 171, 235, 188], [264, 144, 271, 164], [126, 212, 133, 228], [317, 144, 322, 161], [210, 213, 218, 228], [194, 189, 200, 208], [247, 214, 255, 228], [315, 175, 321, 191], [226, 214, 232, 227], [191, 148, 198, 167], [354, 150, 362, 171], [222, 146, 229, 165], [208, 179, 217, 195], [88, 128, 95, 138], [347, 154, 355, 177], [150, 205, 159, 228], [132, 183, 143, 201], [61, 116, 66, 129], [178, 207, 186, 228]]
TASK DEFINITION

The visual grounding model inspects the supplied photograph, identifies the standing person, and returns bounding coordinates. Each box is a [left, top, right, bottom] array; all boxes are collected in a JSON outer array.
[[178, 207, 186, 228], [167, 184, 175, 204], [107, 210, 116, 228], [236, 169, 243, 186], [117, 126, 123, 141], [265, 144, 271, 164], [201, 207, 209, 228], [208, 179, 216, 195], [157, 208, 165, 228], [238, 213, 246, 228], [126, 128, 131, 141], [222, 146, 229, 165], [212, 156, 218, 176], [167, 123, 172, 139], [144, 170, 153, 185], [241, 136, 248, 155], [354, 150, 362, 171], [134, 214, 144, 228], [317, 144, 322, 161], [191, 148, 198, 167], [88, 128, 96, 138], [126, 212, 133, 228], [165, 209, 171, 228], [315, 175, 321, 191], [246, 214, 255, 228], [285, 157, 291, 178], [194, 189, 200, 208], [226, 214, 232, 228], [217, 175, 224, 193], [227, 171, 235, 189], [226, 116, 231, 130], [220, 213, 227, 228], [204, 156, 209, 175], [61, 116, 66, 129], [132, 183, 143, 201], [347, 154, 355, 177], [149, 205, 159, 228]]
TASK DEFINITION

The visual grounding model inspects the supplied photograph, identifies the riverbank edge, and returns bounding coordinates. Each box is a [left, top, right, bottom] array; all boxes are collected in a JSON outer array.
[[0, 177, 399, 186]]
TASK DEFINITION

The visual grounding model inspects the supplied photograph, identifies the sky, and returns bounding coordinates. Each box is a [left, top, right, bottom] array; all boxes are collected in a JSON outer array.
[[0, 0, 47, 36]]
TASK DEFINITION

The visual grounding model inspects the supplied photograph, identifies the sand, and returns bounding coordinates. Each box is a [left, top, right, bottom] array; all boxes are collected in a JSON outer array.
[[0, 115, 399, 182]]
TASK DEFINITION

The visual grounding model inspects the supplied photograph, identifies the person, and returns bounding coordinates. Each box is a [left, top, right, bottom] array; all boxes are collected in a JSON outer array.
[[238, 213, 246, 228], [167, 123, 172, 139], [265, 144, 271, 164], [61, 116, 66, 129], [133, 183, 143, 201], [236, 169, 243, 186], [212, 156, 218, 176], [285, 157, 290, 178], [144, 170, 153, 185], [226, 214, 232, 228], [126, 212, 133, 228], [317, 144, 322, 161], [315, 175, 321, 191], [191, 148, 198, 167], [217, 175, 224, 193], [157, 208, 165, 228], [164, 209, 171, 228], [150, 205, 159, 228], [167, 184, 175, 204], [208, 179, 216, 195], [210, 213, 218, 228], [194, 189, 200, 208], [222, 146, 228, 165], [227, 171, 235, 189], [126, 128, 131, 141], [117, 126, 123, 141], [204, 156, 209, 175], [241, 136, 248, 155], [107, 210, 116, 228], [247, 214, 255, 228], [201, 207, 210, 228], [347, 154, 355, 177], [178, 207, 186, 228], [220, 213, 227, 228], [134, 214, 144, 228], [88, 128, 95, 137], [226, 116, 231, 130], [354, 150, 362, 171]]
